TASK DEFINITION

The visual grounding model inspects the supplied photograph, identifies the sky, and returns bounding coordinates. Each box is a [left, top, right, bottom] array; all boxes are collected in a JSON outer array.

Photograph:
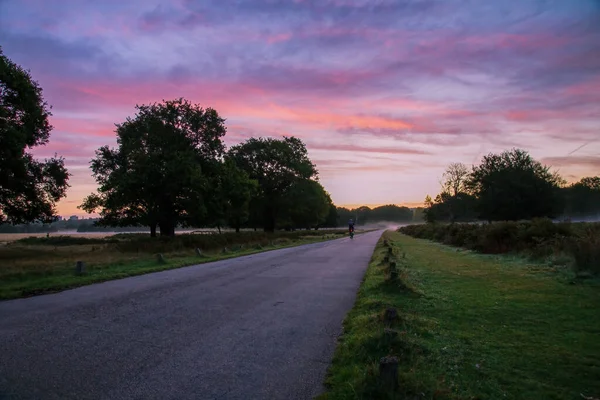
[[1, 0, 599, 216]]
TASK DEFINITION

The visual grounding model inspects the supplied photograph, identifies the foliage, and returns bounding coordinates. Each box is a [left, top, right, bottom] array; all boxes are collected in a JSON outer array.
[[399, 220, 600, 274], [278, 179, 331, 229], [80, 98, 226, 236], [468, 148, 564, 221], [0, 47, 70, 224], [228, 136, 319, 231], [562, 176, 600, 219], [423, 149, 571, 223], [424, 191, 478, 223], [205, 157, 258, 232]]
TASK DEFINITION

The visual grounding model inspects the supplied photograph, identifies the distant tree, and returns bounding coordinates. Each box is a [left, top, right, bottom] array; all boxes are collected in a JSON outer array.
[[370, 204, 413, 222], [467, 148, 564, 221], [427, 162, 477, 223], [424, 191, 478, 223], [80, 98, 226, 236], [412, 207, 426, 222], [441, 162, 469, 196], [336, 207, 353, 226], [563, 176, 600, 218], [228, 137, 318, 232], [354, 206, 372, 225], [0, 47, 70, 224]]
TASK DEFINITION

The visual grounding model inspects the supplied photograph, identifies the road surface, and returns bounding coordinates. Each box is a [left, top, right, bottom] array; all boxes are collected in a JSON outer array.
[[0, 230, 382, 400]]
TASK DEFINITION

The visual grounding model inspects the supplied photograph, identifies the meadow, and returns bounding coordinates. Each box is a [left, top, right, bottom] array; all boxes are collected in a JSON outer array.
[[319, 231, 600, 399], [399, 219, 600, 275]]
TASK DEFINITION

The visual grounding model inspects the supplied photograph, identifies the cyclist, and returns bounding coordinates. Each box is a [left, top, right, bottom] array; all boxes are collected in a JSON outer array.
[[348, 218, 355, 234]]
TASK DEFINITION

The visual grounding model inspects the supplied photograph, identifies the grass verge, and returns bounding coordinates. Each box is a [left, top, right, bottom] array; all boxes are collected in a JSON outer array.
[[318, 231, 600, 400], [0, 231, 350, 300]]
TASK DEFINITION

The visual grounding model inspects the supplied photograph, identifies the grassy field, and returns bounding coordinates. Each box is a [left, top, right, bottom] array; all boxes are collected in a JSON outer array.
[[0, 230, 350, 300], [399, 220, 600, 275], [319, 231, 600, 400]]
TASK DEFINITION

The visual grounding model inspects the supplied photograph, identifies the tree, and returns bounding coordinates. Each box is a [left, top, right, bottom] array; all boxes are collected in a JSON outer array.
[[279, 179, 330, 229], [207, 158, 258, 233], [428, 162, 476, 223], [563, 176, 600, 218], [441, 162, 469, 197], [370, 204, 413, 222], [0, 47, 69, 224], [228, 136, 318, 232], [336, 206, 353, 226], [80, 98, 226, 236], [424, 191, 478, 223], [322, 198, 339, 228], [467, 148, 563, 221]]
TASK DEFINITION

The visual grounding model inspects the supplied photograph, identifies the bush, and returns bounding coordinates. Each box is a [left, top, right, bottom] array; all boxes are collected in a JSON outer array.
[[569, 226, 600, 274]]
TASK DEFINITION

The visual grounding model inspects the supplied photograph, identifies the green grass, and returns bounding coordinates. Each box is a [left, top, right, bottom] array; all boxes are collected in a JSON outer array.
[[319, 231, 600, 400], [0, 231, 350, 300]]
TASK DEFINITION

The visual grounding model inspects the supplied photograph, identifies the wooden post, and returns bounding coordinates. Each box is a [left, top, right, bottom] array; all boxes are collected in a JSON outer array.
[[383, 328, 398, 341], [383, 307, 398, 325], [75, 261, 85, 275], [379, 356, 399, 392], [387, 260, 398, 280]]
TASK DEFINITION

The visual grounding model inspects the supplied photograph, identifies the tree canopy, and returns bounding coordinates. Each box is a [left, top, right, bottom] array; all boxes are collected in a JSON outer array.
[[80, 98, 226, 236], [228, 136, 319, 232], [0, 47, 69, 224], [468, 148, 564, 221], [423, 149, 573, 223]]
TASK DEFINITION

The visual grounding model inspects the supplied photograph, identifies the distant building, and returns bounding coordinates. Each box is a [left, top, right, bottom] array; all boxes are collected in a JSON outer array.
[[69, 215, 79, 221]]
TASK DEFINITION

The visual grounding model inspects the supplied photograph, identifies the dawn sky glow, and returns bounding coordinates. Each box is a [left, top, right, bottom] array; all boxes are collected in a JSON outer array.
[[1, 0, 599, 216]]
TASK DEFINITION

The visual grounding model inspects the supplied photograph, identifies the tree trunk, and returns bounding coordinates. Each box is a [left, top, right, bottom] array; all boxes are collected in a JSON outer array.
[[217, 225, 221, 234], [235, 226, 240, 233], [150, 223, 157, 238], [263, 206, 276, 233], [159, 220, 175, 236]]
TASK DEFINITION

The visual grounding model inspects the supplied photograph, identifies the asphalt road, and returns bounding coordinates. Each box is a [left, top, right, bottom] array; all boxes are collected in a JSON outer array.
[[0, 230, 383, 400]]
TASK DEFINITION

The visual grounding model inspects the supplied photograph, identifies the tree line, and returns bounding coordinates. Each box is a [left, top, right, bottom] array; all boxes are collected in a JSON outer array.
[[424, 148, 600, 223], [336, 205, 418, 225], [0, 48, 337, 235]]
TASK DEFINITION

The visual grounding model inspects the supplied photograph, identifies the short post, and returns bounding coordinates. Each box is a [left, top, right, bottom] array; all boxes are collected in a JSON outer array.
[[383, 328, 398, 341], [389, 261, 398, 281], [379, 356, 399, 392], [75, 261, 85, 275], [195, 248, 203, 257], [383, 307, 398, 325], [156, 253, 166, 264]]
